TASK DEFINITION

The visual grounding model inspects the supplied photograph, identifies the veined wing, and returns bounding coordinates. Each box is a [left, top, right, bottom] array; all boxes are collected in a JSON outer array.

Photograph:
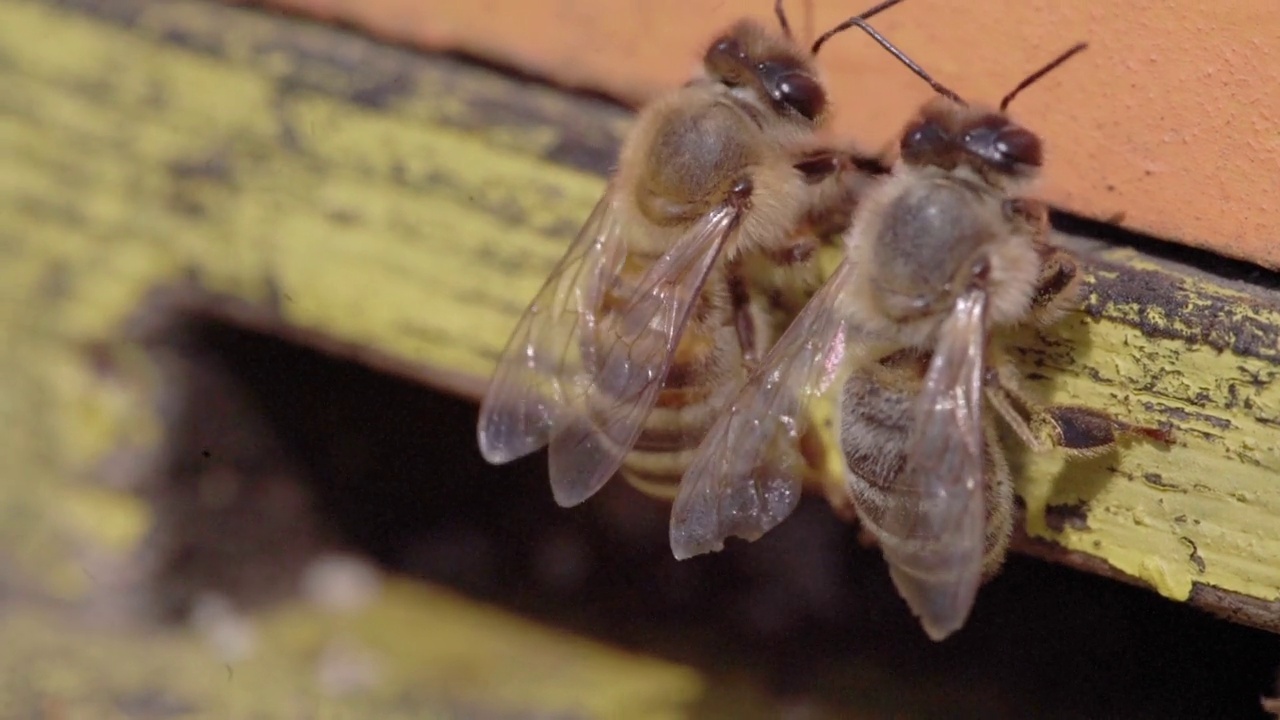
[[670, 257, 862, 560], [883, 287, 988, 642], [476, 191, 622, 466], [546, 201, 743, 507]]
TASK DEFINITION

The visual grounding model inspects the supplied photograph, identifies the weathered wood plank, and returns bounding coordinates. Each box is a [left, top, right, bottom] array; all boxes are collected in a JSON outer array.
[[2, 0, 1277, 644], [0, 2, 704, 718]]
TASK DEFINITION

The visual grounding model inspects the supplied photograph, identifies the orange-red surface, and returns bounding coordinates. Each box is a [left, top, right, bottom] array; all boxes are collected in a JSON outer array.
[[244, 0, 1280, 269]]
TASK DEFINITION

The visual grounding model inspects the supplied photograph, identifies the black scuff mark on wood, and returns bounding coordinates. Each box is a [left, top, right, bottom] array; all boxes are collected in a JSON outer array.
[[1142, 472, 1184, 492], [1180, 537, 1206, 574], [167, 146, 236, 185], [1085, 262, 1280, 363], [1044, 502, 1090, 532], [1139, 400, 1234, 432]]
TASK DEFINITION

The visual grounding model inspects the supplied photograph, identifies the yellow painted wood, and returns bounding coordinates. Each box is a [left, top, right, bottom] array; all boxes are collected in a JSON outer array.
[[0, 580, 701, 719], [0, 1, 1276, 697], [1011, 255, 1280, 606], [0, 2, 697, 717]]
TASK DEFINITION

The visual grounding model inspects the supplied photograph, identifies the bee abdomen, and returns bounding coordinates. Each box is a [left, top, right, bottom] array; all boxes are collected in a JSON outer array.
[[617, 464, 684, 500], [618, 407, 721, 498], [841, 369, 914, 528], [845, 447, 907, 521], [583, 364, 729, 500]]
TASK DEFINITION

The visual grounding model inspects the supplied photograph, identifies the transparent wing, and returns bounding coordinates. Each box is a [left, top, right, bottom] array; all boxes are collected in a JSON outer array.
[[476, 191, 622, 466], [546, 202, 741, 507], [882, 288, 989, 641], [670, 258, 862, 560]]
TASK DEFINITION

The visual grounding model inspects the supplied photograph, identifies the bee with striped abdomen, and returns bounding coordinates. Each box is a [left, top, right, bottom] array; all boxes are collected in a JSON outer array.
[[670, 28, 1171, 641], [476, 1, 898, 507]]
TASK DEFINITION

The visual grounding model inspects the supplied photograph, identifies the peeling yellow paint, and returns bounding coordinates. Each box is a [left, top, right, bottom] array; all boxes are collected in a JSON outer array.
[[2, 0, 1277, 665], [0, 2, 704, 717]]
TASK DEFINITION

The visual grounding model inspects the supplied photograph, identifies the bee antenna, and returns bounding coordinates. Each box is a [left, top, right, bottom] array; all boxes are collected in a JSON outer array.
[[1000, 42, 1088, 112], [810, 0, 908, 55], [821, 17, 966, 105], [775, 0, 792, 39]]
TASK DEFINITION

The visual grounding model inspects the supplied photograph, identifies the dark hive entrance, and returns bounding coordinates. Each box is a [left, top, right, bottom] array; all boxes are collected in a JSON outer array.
[[131, 299, 1280, 720]]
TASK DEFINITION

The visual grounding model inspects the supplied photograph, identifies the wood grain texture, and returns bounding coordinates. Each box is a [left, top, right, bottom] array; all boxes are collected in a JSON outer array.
[[1, 0, 1276, 655], [0, 2, 702, 717]]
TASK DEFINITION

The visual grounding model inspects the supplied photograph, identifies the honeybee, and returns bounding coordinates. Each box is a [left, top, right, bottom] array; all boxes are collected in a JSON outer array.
[[475, 1, 901, 506], [670, 28, 1172, 640]]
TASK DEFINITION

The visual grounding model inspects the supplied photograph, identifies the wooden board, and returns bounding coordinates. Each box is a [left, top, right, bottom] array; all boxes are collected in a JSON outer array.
[[6, 0, 1280, 625], [0, 2, 702, 717], [0, 583, 702, 719], [1, 1, 1278, 715]]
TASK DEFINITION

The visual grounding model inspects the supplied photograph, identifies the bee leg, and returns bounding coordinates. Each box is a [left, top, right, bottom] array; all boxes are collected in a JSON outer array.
[[1032, 405, 1174, 458], [793, 149, 845, 184], [1029, 246, 1083, 328], [1003, 196, 1050, 230], [981, 420, 1015, 579], [1003, 197, 1084, 328], [762, 236, 819, 266], [726, 257, 760, 367], [989, 357, 1174, 457], [793, 149, 869, 245], [985, 382, 1048, 452]]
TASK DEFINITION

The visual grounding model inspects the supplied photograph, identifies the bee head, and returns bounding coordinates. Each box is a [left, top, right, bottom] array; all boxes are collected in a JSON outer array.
[[703, 19, 828, 125], [701, 0, 910, 126], [899, 97, 1043, 188], [850, 30, 1085, 188]]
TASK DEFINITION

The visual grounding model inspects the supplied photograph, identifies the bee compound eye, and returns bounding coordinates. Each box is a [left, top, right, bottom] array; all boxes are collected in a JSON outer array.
[[705, 37, 747, 83], [995, 127, 1043, 168], [776, 72, 826, 121], [900, 120, 948, 161], [961, 117, 1043, 172]]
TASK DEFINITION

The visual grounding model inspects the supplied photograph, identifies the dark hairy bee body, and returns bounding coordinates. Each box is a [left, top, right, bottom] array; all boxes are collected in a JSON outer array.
[[671, 36, 1171, 641]]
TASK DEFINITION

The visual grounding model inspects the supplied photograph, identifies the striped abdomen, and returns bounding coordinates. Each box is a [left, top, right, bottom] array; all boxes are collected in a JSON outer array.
[[840, 351, 1011, 573], [584, 244, 751, 499]]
